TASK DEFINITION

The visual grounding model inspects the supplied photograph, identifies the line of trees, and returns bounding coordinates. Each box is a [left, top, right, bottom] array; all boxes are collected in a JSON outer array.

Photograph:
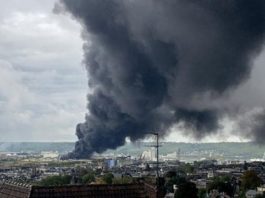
[[164, 169, 264, 198]]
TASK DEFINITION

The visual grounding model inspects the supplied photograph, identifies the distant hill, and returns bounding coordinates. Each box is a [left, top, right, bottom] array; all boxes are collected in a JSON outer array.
[[0, 142, 264, 160], [106, 142, 265, 160], [0, 142, 74, 154]]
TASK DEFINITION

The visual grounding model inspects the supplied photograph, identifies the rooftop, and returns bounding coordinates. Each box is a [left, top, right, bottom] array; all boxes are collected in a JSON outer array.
[[0, 181, 163, 198]]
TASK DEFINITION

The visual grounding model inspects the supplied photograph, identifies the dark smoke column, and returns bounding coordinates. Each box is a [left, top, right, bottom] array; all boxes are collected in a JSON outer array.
[[57, 0, 265, 159]]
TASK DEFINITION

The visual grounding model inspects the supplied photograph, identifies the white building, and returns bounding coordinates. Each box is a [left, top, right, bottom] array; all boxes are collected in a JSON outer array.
[[41, 151, 59, 159]]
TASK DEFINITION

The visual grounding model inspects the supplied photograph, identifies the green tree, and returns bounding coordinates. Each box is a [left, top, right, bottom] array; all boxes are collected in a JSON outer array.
[[102, 173, 114, 184], [82, 172, 95, 184], [198, 189, 207, 198], [165, 170, 177, 178], [241, 170, 262, 191], [179, 163, 194, 174], [112, 176, 133, 184], [38, 175, 71, 186], [175, 181, 198, 198], [207, 176, 234, 197], [165, 176, 186, 193], [164, 171, 186, 193]]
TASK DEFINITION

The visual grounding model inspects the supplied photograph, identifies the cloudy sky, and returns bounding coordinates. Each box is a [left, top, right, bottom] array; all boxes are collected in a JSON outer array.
[[0, 0, 86, 141], [0, 0, 264, 142]]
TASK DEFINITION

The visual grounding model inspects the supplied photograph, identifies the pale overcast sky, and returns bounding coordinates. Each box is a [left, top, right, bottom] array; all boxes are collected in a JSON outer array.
[[0, 0, 87, 141], [0, 0, 264, 142]]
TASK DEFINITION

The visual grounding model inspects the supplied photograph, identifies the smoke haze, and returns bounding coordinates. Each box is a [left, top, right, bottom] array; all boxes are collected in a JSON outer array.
[[56, 0, 265, 158]]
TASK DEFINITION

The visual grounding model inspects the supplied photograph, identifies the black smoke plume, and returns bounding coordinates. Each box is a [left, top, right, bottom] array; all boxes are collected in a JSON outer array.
[[56, 0, 265, 159], [237, 109, 265, 144], [252, 111, 265, 143]]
